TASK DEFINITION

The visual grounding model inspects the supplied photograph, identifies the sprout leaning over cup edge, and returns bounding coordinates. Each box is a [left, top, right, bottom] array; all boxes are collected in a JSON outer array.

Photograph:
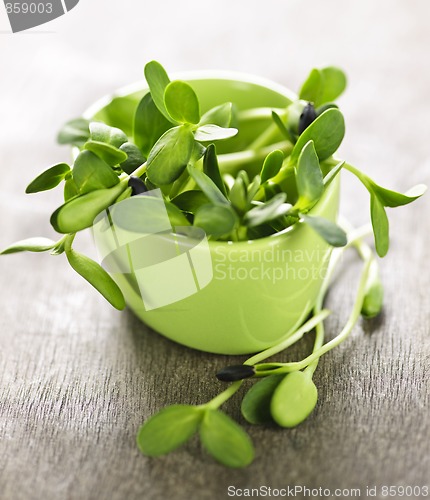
[[1, 61, 426, 468]]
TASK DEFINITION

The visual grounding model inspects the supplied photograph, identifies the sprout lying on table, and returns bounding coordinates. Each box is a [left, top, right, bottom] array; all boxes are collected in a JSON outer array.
[[1, 61, 426, 468]]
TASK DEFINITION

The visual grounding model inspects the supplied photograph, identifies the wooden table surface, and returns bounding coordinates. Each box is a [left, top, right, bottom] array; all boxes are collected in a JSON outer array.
[[0, 1, 429, 499]]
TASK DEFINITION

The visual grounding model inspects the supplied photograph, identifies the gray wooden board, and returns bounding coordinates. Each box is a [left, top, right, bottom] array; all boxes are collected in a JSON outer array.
[[0, 1, 429, 499]]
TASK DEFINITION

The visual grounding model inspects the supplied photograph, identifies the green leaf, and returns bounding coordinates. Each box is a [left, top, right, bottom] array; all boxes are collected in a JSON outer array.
[[323, 161, 344, 187], [133, 93, 172, 157], [247, 175, 261, 203], [241, 375, 284, 425], [146, 126, 195, 186], [199, 410, 254, 468], [194, 125, 238, 142], [370, 194, 389, 257], [229, 176, 248, 213], [361, 280, 384, 319], [26, 163, 70, 194], [172, 190, 209, 213], [93, 94, 138, 137], [244, 194, 291, 228], [290, 109, 345, 163], [261, 150, 284, 184], [296, 140, 324, 209], [299, 67, 347, 107], [1, 237, 56, 255], [203, 144, 227, 197], [319, 67, 347, 105], [370, 182, 427, 208], [89, 122, 128, 148], [110, 196, 190, 233], [316, 103, 339, 116], [271, 371, 318, 427], [73, 150, 120, 194], [302, 215, 347, 247], [137, 405, 202, 457], [84, 141, 128, 166], [118, 142, 146, 175], [66, 248, 125, 310], [164, 81, 200, 124], [299, 68, 324, 105], [194, 204, 238, 238], [144, 60, 174, 123], [199, 102, 233, 127], [165, 201, 191, 227], [57, 117, 90, 147], [271, 111, 294, 143], [188, 165, 229, 205], [64, 177, 79, 201], [51, 182, 127, 234]]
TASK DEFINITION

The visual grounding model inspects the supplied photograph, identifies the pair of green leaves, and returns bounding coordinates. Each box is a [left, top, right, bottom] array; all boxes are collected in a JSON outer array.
[[241, 371, 318, 428], [142, 61, 237, 186], [0, 235, 125, 310], [345, 165, 427, 257], [137, 405, 254, 468], [369, 180, 426, 257], [299, 66, 347, 108]]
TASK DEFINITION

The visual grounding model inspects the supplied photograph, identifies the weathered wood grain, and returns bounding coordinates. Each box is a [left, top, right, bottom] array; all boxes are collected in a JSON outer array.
[[0, 1, 429, 499]]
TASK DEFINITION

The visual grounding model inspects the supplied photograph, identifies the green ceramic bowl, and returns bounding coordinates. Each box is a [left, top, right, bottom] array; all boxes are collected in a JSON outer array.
[[84, 72, 340, 355]]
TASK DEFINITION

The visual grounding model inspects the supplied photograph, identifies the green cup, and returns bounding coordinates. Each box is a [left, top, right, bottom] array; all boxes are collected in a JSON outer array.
[[85, 73, 340, 355]]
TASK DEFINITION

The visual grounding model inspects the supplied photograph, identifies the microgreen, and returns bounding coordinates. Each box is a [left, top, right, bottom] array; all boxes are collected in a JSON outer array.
[[301, 214, 347, 247], [271, 111, 294, 143], [188, 165, 229, 205], [191, 204, 237, 237], [51, 181, 127, 233], [290, 108, 345, 163], [203, 144, 228, 197], [66, 246, 125, 310], [1, 60, 426, 470], [90, 122, 128, 148], [244, 194, 291, 227], [84, 141, 128, 166], [199, 409, 254, 468], [72, 150, 120, 193], [133, 92, 172, 157], [0, 237, 57, 254], [361, 260, 384, 319], [57, 117, 90, 147], [199, 102, 233, 127], [164, 80, 201, 125], [26, 163, 70, 194], [146, 126, 195, 185], [194, 124, 238, 142], [144, 60, 174, 122], [370, 194, 390, 257], [241, 375, 284, 425], [270, 371, 318, 428], [299, 67, 347, 107], [137, 405, 203, 456], [295, 140, 324, 210], [261, 149, 284, 183], [118, 142, 146, 175]]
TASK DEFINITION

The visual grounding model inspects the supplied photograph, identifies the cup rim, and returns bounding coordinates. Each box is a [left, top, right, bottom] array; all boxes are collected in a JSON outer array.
[[82, 71, 340, 248]]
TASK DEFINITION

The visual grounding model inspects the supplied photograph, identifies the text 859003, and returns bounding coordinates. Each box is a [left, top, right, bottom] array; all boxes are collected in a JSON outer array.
[[5, 3, 53, 14]]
